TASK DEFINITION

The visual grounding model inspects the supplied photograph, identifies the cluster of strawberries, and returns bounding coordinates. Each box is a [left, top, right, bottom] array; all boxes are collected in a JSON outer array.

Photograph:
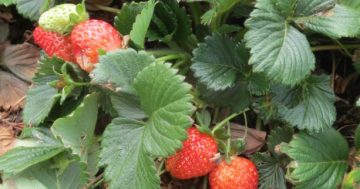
[[166, 127, 259, 189], [33, 4, 123, 72]]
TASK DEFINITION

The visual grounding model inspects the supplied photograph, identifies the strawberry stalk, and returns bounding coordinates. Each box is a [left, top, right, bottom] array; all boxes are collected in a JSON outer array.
[[211, 108, 249, 135]]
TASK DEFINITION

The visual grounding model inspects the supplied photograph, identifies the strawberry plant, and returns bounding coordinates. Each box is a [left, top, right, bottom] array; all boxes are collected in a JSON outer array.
[[0, 0, 360, 188]]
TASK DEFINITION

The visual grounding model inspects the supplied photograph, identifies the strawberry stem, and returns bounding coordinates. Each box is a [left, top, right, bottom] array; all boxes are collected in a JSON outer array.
[[242, 112, 248, 140], [225, 121, 231, 160], [90, 4, 120, 14], [211, 108, 249, 135]]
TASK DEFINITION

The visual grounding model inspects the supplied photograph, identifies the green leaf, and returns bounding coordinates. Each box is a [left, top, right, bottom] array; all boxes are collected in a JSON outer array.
[[92, 49, 155, 94], [129, 0, 156, 48], [32, 56, 64, 85], [51, 93, 99, 162], [342, 169, 360, 189], [0, 0, 16, 6], [267, 125, 293, 153], [148, 0, 191, 42], [275, 75, 336, 132], [247, 72, 269, 95], [99, 63, 194, 189], [341, 0, 360, 10], [134, 62, 194, 156], [281, 128, 349, 189], [0, 129, 63, 174], [16, 0, 54, 21], [198, 82, 251, 112], [191, 34, 249, 91], [201, 0, 241, 25], [110, 91, 146, 119], [0, 147, 63, 174], [294, 4, 360, 38], [355, 124, 360, 151], [251, 153, 287, 189], [6, 161, 88, 189], [99, 118, 159, 189], [114, 2, 145, 35], [295, 0, 335, 16], [23, 85, 60, 126], [244, 0, 315, 86]]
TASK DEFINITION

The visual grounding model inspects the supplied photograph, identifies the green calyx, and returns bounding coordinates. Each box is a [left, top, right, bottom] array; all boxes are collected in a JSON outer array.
[[39, 3, 89, 35]]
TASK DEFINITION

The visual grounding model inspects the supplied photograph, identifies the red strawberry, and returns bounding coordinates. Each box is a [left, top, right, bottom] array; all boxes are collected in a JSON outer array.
[[166, 127, 218, 179], [209, 157, 259, 189], [70, 19, 123, 72], [33, 27, 74, 62]]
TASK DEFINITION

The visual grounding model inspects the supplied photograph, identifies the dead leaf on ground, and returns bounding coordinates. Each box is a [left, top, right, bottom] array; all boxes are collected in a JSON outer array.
[[0, 10, 13, 22], [0, 126, 16, 156], [1, 43, 39, 82], [0, 71, 29, 110], [230, 123, 266, 155]]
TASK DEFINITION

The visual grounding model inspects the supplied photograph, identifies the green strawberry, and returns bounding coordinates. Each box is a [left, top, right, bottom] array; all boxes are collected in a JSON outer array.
[[39, 3, 88, 35]]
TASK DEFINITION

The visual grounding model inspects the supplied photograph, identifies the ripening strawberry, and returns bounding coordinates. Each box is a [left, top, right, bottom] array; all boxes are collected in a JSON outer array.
[[209, 157, 259, 189], [70, 19, 123, 72], [39, 3, 88, 35], [33, 27, 74, 62], [166, 127, 218, 179]]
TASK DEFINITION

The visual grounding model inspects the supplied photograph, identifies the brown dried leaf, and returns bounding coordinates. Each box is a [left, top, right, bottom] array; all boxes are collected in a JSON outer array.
[[230, 123, 266, 155], [0, 11, 13, 22], [0, 71, 29, 110], [1, 43, 39, 82], [0, 126, 16, 156]]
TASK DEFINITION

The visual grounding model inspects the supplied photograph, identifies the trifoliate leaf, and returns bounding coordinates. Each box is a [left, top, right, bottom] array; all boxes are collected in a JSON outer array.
[[275, 75, 336, 132], [114, 2, 145, 35], [281, 128, 349, 189], [134, 63, 194, 156], [16, 0, 55, 21], [51, 93, 99, 162], [295, 4, 360, 38], [92, 49, 155, 94], [130, 0, 156, 48], [0, 0, 16, 6], [23, 85, 60, 126], [244, 0, 315, 86], [99, 119, 159, 189], [192, 34, 249, 91], [99, 63, 194, 189], [251, 153, 287, 189]]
